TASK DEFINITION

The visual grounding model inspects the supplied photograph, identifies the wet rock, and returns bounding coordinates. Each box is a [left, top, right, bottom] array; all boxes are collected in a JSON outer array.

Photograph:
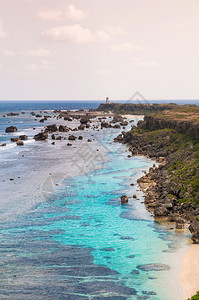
[[19, 135, 28, 140], [133, 194, 137, 198], [78, 124, 85, 130], [45, 124, 57, 132], [0, 143, 6, 146], [59, 125, 69, 132], [11, 137, 19, 142], [51, 134, 55, 140], [101, 248, 115, 252], [34, 132, 48, 141], [87, 139, 92, 142], [121, 195, 128, 204], [16, 141, 24, 146], [7, 112, 19, 116], [142, 291, 157, 295], [67, 143, 72, 146], [68, 135, 77, 141], [56, 136, 62, 140], [78, 136, 83, 140], [80, 116, 89, 124], [5, 126, 17, 133]]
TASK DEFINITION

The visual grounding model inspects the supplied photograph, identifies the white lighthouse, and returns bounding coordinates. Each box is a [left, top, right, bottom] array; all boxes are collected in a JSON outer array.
[[106, 97, 110, 104]]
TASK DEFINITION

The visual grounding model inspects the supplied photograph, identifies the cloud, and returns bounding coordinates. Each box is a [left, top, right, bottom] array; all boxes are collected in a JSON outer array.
[[111, 42, 146, 52], [41, 24, 124, 44], [4, 48, 52, 57], [37, 5, 87, 22], [96, 25, 124, 41], [41, 24, 95, 43], [24, 60, 53, 72], [0, 20, 8, 38]]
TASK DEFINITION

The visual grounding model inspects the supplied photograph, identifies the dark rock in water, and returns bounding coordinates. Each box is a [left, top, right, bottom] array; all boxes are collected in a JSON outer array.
[[137, 263, 170, 271], [78, 124, 85, 130], [51, 134, 55, 140], [133, 194, 137, 198], [78, 136, 83, 140], [45, 124, 57, 132], [67, 143, 72, 146], [16, 141, 24, 146], [5, 126, 17, 133], [10, 178, 14, 181], [0, 143, 6, 146], [142, 290, 157, 295], [11, 137, 19, 142], [7, 112, 19, 116], [80, 116, 89, 124], [64, 116, 72, 121], [87, 139, 92, 142], [131, 270, 139, 274], [86, 123, 90, 128], [101, 247, 115, 252], [19, 135, 28, 140], [56, 136, 62, 140], [34, 132, 48, 141], [36, 114, 42, 118], [120, 236, 135, 241], [68, 135, 77, 141], [51, 142, 55, 145], [127, 255, 135, 258], [59, 125, 69, 132], [121, 195, 128, 204], [39, 118, 45, 123]]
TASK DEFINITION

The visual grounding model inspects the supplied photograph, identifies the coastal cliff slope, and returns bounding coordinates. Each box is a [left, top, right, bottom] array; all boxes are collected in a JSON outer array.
[[110, 105, 199, 243]]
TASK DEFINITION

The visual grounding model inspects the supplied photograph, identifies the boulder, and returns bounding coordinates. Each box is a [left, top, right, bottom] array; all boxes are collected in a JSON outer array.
[[11, 137, 19, 142], [34, 132, 48, 141], [0, 143, 6, 146], [68, 135, 77, 141], [121, 195, 128, 204], [19, 135, 28, 140], [17, 141, 24, 146], [7, 112, 19, 116], [80, 116, 89, 124], [87, 139, 92, 142], [59, 125, 69, 132], [5, 126, 17, 133], [78, 136, 83, 140], [78, 124, 85, 130], [45, 124, 57, 132], [67, 143, 72, 146]]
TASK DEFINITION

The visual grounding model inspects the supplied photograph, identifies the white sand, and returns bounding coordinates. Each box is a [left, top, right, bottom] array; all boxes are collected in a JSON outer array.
[[180, 244, 199, 299]]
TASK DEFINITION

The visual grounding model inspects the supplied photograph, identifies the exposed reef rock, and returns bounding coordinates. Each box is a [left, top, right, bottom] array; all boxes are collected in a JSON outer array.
[[5, 126, 17, 133], [34, 132, 48, 141]]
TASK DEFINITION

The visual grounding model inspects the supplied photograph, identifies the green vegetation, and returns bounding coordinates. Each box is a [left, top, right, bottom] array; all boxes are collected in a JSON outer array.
[[127, 126, 199, 205], [187, 292, 199, 300]]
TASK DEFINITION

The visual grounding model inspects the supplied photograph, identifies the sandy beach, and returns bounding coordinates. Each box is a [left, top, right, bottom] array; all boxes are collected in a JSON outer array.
[[180, 244, 199, 299]]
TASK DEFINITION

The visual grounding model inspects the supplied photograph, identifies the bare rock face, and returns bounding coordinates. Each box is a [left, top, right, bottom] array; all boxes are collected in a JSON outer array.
[[34, 132, 48, 141], [189, 221, 199, 243], [121, 195, 128, 204], [5, 126, 17, 133]]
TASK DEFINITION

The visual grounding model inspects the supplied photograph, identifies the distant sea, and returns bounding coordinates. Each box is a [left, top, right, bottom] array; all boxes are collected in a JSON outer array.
[[0, 99, 198, 114]]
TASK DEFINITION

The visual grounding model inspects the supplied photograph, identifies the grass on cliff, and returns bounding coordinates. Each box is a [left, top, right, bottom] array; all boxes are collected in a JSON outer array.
[[129, 127, 199, 205], [187, 292, 199, 300]]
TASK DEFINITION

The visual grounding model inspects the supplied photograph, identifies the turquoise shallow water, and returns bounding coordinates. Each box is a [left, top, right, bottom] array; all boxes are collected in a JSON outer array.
[[0, 129, 190, 299]]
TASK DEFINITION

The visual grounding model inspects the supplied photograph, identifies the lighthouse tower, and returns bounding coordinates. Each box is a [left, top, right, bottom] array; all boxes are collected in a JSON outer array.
[[106, 97, 110, 104]]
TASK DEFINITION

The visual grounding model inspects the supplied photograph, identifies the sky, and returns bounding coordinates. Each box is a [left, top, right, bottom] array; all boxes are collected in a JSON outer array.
[[0, 0, 199, 101]]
